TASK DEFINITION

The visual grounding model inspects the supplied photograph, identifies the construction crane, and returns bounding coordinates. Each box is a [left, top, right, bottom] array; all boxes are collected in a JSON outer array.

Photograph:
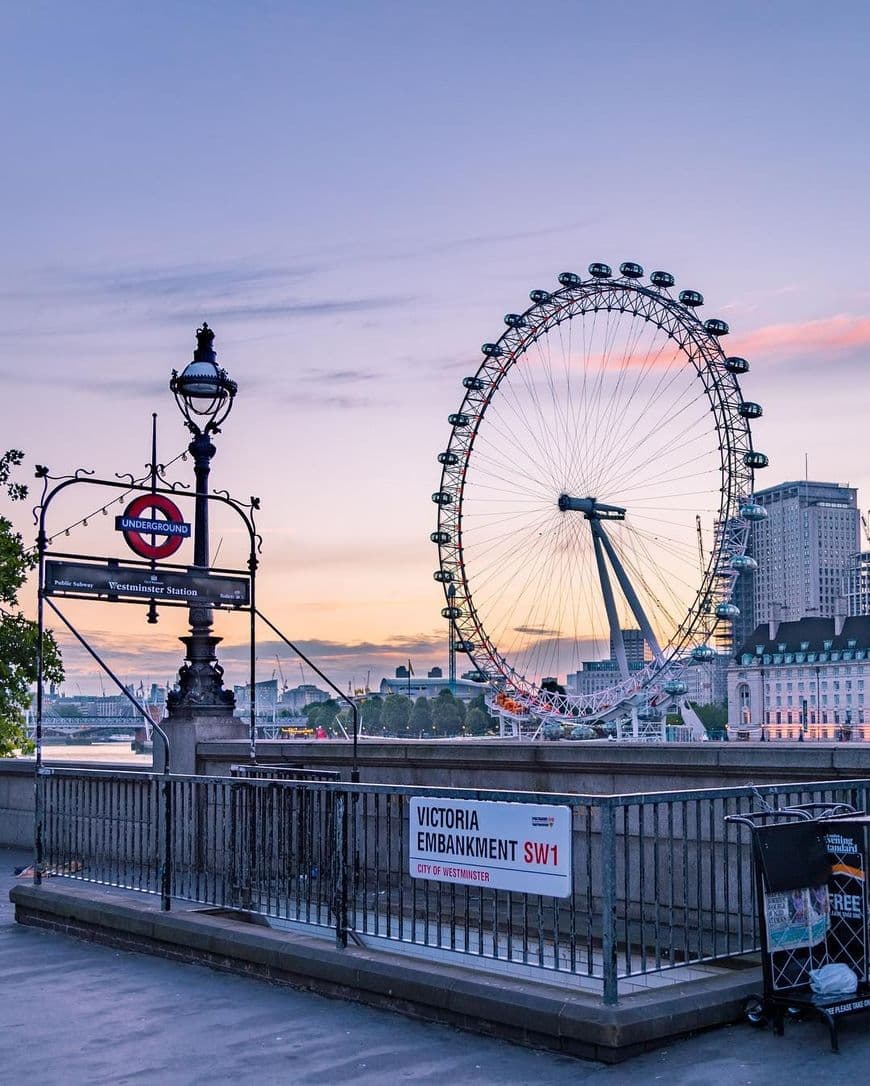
[[274, 654, 288, 695], [861, 512, 870, 546], [696, 515, 705, 575]]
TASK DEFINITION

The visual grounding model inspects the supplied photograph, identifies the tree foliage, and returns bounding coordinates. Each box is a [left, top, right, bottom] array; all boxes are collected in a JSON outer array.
[[0, 451, 63, 756], [432, 689, 462, 736], [689, 701, 728, 738], [409, 695, 432, 736], [465, 707, 490, 735], [381, 693, 411, 736]]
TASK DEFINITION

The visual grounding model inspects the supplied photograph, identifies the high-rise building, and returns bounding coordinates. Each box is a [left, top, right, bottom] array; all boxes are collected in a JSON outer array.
[[844, 552, 870, 617], [568, 627, 647, 696], [747, 480, 859, 624], [610, 628, 646, 665]]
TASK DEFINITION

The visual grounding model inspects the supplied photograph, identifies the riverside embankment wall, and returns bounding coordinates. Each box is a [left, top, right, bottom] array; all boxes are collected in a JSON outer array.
[[4, 740, 870, 847]]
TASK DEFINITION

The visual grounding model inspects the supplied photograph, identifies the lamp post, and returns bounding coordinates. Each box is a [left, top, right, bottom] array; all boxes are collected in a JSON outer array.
[[166, 323, 238, 720]]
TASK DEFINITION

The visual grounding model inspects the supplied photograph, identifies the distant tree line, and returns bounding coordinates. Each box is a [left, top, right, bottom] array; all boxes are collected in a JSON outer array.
[[300, 689, 497, 739]]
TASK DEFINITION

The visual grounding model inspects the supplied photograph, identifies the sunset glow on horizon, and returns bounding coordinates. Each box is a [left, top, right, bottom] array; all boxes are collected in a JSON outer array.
[[2, 2, 868, 694]]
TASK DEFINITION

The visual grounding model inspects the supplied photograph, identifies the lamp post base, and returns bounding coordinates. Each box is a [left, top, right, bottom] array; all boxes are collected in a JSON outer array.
[[153, 713, 248, 775], [166, 632, 236, 720]]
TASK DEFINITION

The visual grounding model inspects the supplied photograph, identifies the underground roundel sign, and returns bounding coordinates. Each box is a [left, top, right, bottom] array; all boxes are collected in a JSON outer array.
[[115, 493, 191, 560]]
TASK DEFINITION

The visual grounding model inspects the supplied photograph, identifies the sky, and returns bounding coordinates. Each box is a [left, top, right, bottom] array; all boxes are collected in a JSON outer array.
[[2, 1, 869, 696]]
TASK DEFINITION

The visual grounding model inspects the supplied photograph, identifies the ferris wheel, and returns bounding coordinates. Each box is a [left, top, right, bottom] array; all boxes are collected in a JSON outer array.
[[431, 262, 767, 723]]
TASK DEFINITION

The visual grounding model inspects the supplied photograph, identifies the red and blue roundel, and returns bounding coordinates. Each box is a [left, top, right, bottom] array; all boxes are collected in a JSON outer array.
[[116, 493, 191, 560]]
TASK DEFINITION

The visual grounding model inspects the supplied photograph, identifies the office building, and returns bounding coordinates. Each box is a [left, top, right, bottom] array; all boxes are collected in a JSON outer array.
[[844, 552, 870, 617], [747, 480, 859, 624]]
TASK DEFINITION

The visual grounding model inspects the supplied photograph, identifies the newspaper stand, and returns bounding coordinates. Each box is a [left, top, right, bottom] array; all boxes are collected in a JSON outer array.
[[726, 803, 870, 1052]]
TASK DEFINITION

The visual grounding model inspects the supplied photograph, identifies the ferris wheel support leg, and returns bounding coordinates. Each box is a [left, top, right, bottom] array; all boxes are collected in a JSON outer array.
[[679, 698, 708, 742], [596, 524, 664, 665], [631, 705, 640, 740], [591, 523, 630, 680]]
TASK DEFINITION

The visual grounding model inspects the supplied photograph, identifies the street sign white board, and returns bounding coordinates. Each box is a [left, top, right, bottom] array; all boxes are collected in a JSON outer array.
[[409, 797, 572, 897]]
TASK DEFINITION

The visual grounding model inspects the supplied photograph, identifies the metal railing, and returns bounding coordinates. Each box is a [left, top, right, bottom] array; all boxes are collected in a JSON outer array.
[[229, 764, 341, 782], [33, 767, 870, 1003]]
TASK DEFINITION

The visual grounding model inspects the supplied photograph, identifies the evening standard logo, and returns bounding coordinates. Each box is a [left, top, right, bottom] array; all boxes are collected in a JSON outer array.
[[827, 833, 861, 855], [531, 816, 555, 828]]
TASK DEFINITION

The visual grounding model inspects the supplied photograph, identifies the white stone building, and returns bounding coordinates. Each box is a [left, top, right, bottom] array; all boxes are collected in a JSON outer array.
[[378, 676, 485, 702], [727, 615, 870, 739]]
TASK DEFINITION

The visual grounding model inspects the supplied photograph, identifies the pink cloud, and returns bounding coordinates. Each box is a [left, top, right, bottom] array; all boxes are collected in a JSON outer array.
[[733, 314, 870, 359]]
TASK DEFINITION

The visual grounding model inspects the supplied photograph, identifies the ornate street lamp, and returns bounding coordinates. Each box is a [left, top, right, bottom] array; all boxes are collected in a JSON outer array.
[[166, 323, 238, 719]]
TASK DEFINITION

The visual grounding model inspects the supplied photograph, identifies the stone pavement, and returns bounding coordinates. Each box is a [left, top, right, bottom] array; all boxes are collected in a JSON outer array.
[[3, 847, 869, 1085]]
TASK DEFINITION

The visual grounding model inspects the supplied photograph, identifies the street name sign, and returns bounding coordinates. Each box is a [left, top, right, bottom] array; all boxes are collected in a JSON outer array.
[[409, 797, 572, 897], [45, 560, 249, 608]]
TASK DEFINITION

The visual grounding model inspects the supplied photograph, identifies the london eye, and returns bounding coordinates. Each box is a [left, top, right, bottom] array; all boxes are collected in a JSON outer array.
[[431, 262, 767, 734]]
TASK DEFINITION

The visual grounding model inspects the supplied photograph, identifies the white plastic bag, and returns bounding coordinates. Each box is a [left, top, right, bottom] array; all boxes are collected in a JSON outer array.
[[809, 963, 858, 996]]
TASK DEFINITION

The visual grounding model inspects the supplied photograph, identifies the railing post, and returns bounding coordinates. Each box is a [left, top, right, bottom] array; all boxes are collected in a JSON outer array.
[[601, 800, 619, 1005], [34, 767, 48, 887], [333, 790, 348, 949], [160, 774, 172, 911]]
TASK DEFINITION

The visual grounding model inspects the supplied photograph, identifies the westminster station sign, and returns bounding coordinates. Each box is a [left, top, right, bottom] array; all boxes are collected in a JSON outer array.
[[45, 560, 250, 608]]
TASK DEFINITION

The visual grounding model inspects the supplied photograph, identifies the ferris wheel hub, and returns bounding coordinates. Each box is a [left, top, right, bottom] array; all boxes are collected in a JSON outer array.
[[557, 494, 626, 520]]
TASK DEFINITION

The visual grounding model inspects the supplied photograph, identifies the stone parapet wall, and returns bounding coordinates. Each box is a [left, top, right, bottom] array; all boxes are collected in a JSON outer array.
[[196, 738, 870, 793]]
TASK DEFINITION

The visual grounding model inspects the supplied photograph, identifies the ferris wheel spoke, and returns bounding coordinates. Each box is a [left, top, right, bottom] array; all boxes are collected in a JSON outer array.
[[487, 381, 566, 491], [615, 526, 695, 630], [595, 383, 710, 496], [477, 522, 572, 669], [592, 363, 705, 496], [529, 330, 571, 486], [604, 417, 715, 498], [482, 390, 564, 482], [464, 513, 564, 593], [581, 315, 665, 491], [581, 313, 667, 491], [471, 440, 559, 496]]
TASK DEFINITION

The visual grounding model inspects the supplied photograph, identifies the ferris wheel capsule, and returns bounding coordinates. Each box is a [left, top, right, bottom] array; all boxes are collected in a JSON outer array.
[[530, 289, 552, 303], [463, 376, 485, 391], [679, 289, 704, 307], [455, 640, 475, 653], [663, 680, 688, 695], [650, 270, 675, 288], [504, 313, 527, 328], [739, 401, 763, 419], [438, 451, 459, 465], [448, 413, 470, 427], [434, 570, 454, 582], [481, 343, 503, 357], [430, 530, 451, 544], [744, 451, 769, 469], [731, 554, 758, 571], [716, 602, 741, 619], [588, 262, 613, 278], [558, 272, 582, 287], [724, 356, 750, 374], [692, 645, 715, 662], [704, 318, 730, 336], [619, 262, 644, 278], [740, 502, 767, 520]]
